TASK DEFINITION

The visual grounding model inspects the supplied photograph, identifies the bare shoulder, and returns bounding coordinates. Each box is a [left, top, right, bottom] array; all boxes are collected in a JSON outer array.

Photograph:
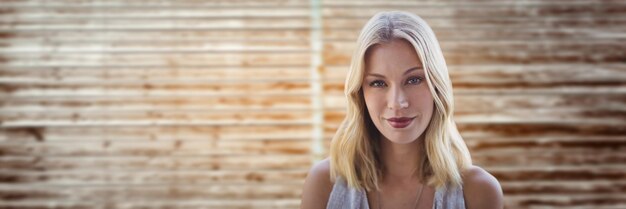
[[300, 157, 334, 209], [462, 165, 504, 209]]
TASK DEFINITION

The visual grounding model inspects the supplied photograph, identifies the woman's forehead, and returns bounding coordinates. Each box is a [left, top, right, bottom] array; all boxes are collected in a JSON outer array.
[[365, 39, 423, 74]]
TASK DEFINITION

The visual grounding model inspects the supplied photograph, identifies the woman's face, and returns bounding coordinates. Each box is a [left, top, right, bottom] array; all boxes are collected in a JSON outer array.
[[362, 38, 434, 144]]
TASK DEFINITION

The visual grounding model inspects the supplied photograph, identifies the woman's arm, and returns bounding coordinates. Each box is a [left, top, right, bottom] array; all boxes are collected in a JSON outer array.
[[300, 158, 333, 209], [463, 165, 504, 209]]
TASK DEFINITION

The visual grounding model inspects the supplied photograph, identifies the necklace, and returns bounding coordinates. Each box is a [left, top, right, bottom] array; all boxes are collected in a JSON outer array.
[[377, 183, 424, 209]]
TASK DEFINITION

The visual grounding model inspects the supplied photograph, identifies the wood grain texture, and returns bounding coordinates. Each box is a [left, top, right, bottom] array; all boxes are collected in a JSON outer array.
[[1, 0, 625, 208]]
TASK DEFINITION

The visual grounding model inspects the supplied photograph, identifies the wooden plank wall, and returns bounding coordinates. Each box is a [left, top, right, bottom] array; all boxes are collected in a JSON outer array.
[[0, 0, 624, 209], [0, 0, 314, 208]]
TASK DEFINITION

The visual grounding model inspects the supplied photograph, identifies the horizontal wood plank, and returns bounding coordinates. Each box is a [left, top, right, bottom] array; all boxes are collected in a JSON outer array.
[[0, 169, 309, 184], [0, 155, 311, 171]]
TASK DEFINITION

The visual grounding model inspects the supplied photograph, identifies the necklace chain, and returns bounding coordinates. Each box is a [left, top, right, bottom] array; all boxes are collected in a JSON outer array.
[[377, 183, 424, 209]]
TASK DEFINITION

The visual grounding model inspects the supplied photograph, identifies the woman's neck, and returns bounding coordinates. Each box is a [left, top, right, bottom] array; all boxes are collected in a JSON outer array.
[[379, 135, 424, 181]]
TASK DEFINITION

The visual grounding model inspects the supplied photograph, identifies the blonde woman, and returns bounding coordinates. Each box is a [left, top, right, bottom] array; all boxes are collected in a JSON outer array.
[[301, 11, 503, 209]]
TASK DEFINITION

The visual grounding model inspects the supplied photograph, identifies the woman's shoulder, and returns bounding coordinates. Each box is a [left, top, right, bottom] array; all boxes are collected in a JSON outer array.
[[306, 157, 334, 185], [461, 165, 504, 209], [301, 157, 334, 209]]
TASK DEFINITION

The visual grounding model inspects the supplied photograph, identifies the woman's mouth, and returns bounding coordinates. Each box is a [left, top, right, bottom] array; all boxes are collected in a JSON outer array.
[[386, 117, 415, 129]]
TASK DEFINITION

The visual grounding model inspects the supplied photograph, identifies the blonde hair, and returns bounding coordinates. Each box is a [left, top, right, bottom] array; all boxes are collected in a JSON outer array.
[[329, 11, 472, 191]]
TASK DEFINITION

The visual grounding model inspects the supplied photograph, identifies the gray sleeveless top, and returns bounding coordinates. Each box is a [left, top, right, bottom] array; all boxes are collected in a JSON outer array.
[[326, 177, 465, 209]]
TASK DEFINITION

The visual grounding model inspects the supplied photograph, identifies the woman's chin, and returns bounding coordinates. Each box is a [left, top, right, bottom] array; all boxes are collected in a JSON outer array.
[[382, 133, 421, 145]]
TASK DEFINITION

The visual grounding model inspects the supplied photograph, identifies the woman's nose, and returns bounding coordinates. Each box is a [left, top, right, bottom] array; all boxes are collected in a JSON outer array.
[[387, 86, 409, 110]]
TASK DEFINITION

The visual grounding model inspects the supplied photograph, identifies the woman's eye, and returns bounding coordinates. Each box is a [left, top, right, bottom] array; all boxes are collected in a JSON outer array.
[[407, 76, 423, 85], [369, 80, 386, 87]]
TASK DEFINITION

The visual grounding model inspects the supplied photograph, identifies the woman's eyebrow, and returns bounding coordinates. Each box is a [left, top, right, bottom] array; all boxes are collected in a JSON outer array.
[[403, 66, 423, 75], [366, 66, 423, 78]]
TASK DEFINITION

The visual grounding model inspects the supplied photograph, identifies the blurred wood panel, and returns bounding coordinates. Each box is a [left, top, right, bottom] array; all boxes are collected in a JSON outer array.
[[0, 169, 309, 185], [0, 0, 311, 7], [0, 155, 312, 171], [0, 126, 313, 142], [0, 184, 305, 200], [0, 0, 625, 209], [0, 53, 312, 67], [0, 0, 316, 208], [0, 30, 313, 42], [0, 140, 311, 156]]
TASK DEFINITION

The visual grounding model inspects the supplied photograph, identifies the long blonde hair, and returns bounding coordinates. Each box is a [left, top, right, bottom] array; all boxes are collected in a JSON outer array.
[[329, 11, 472, 191]]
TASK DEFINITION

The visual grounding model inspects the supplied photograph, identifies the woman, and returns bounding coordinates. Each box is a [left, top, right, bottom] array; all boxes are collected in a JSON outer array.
[[301, 11, 503, 209]]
